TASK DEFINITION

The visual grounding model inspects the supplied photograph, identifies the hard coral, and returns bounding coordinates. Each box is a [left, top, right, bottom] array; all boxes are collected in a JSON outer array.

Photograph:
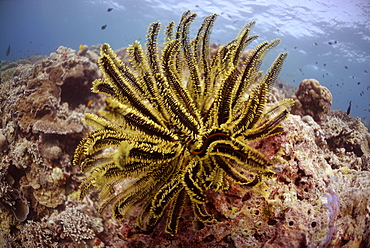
[[20, 205, 102, 247], [292, 78, 332, 121], [56, 206, 97, 243], [20, 219, 57, 248], [0, 168, 29, 223], [77, 44, 89, 56], [1, 45, 100, 133], [0, 130, 8, 152]]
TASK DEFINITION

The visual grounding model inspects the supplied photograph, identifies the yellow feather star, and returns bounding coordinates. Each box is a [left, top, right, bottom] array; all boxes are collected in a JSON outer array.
[[73, 10, 294, 235]]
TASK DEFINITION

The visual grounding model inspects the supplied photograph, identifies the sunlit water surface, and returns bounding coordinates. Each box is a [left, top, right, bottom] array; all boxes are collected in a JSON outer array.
[[1, 0, 369, 123]]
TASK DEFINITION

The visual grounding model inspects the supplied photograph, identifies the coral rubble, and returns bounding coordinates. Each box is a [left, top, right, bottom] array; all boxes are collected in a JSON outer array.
[[0, 16, 369, 248]]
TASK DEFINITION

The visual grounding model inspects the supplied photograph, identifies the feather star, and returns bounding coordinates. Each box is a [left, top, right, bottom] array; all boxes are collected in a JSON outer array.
[[73, 10, 294, 235]]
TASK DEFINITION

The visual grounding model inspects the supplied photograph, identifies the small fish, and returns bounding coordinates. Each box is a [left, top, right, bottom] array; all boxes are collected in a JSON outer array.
[[347, 101, 352, 115], [365, 69, 368, 73], [344, 66, 348, 69], [107, 8, 113, 12], [299, 68, 303, 73], [101, 24, 107, 30], [328, 41, 333, 45], [315, 61, 318, 64], [294, 46, 297, 49], [323, 63, 326, 66], [288, 74, 294, 77], [334, 41, 337, 44], [313, 42, 318, 46], [5, 45, 10, 56]]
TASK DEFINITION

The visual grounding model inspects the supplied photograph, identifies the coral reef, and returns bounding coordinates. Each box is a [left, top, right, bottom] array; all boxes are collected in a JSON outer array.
[[0, 13, 369, 248], [319, 110, 370, 171], [77, 44, 89, 56], [0, 45, 104, 247], [0, 45, 101, 134], [20, 204, 103, 247], [291, 78, 332, 121], [81, 114, 367, 248]]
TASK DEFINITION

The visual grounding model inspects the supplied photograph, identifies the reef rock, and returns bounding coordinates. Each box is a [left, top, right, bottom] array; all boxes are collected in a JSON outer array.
[[103, 114, 369, 248], [320, 110, 370, 171]]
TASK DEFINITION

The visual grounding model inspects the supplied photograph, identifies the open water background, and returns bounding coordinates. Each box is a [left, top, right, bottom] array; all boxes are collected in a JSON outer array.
[[1, 0, 369, 123]]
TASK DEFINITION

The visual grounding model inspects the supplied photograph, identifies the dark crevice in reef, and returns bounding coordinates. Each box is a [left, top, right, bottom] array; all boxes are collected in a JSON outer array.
[[60, 75, 96, 109]]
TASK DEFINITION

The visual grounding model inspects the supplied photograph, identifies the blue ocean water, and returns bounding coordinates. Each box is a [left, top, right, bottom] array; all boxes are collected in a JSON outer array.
[[1, 0, 369, 123]]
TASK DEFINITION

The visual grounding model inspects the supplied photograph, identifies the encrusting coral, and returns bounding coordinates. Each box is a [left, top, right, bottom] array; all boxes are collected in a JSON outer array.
[[73, 10, 294, 235]]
